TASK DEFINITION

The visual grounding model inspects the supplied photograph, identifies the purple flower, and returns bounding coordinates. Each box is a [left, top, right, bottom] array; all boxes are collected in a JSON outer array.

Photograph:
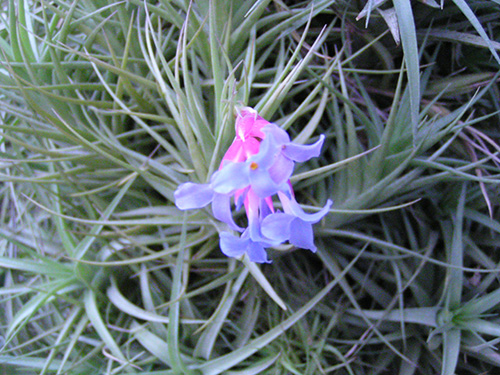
[[220, 230, 272, 263], [263, 125, 325, 184], [174, 184, 243, 232], [261, 193, 332, 252], [219, 189, 281, 263], [173, 107, 330, 263], [174, 182, 213, 210], [210, 132, 291, 198]]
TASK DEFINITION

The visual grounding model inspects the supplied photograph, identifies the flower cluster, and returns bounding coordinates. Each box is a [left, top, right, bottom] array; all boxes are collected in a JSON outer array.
[[174, 107, 332, 263]]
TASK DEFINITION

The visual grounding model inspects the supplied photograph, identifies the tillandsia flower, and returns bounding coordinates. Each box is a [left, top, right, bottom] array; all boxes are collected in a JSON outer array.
[[261, 191, 332, 252], [174, 107, 332, 263]]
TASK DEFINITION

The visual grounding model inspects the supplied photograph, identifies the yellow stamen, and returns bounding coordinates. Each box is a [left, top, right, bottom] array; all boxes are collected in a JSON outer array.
[[250, 162, 258, 170]]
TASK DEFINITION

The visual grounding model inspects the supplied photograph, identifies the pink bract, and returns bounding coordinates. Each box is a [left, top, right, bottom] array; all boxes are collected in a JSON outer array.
[[221, 107, 278, 216], [221, 107, 268, 163]]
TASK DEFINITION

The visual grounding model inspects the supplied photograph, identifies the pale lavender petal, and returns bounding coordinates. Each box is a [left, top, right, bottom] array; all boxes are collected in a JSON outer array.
[[235, 187, 250, 210], [246, 211, 282, 247], [174, 182, 214, 210], [268, 153, 294, 184], [249, 167, 283, 198], [247, 241, 271, 263], [286, 197, 332, 223], [220, 230, 271, 263], [247, 215, 264, 242], [219, 232, 248, 258], [212, 193, 243, 231], [259, 197, 274, 219], [262, 123, 290, 144], [261, 213, 294, 242], [250, 133, 279, 169], [211, 162, 249, 194], [262, 212, 319, 251], [282, 135, 325, 162], [289, 218, 316, 252]]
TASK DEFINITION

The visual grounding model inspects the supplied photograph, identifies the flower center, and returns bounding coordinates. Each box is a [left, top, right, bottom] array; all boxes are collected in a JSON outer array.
[[250, 162, 259, 170]]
